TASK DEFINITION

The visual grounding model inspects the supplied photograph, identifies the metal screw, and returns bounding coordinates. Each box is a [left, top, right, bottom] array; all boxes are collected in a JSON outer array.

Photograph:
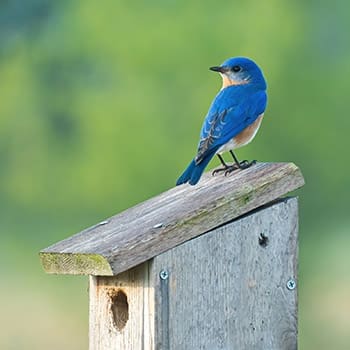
[[286, 278, 296, 290], [153, 223, 163, 229], [159, 269, 169, 280], [98, 220, 109, 226]]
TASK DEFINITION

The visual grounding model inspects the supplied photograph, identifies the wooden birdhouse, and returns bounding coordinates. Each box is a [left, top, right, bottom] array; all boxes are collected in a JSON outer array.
[[40, 162, 304, 350]]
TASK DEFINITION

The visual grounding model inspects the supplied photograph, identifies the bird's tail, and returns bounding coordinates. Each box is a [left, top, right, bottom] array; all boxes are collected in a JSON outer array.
[[176, 150, 217, 186]]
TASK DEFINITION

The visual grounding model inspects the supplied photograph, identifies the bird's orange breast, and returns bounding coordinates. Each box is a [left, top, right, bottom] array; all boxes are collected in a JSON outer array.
[[233, 114, 264, 147], [217, 114, 264, 154]]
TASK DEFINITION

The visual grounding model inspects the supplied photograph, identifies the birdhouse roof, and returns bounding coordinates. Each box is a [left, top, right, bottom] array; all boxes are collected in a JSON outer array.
[[40, 162, 304, 276]]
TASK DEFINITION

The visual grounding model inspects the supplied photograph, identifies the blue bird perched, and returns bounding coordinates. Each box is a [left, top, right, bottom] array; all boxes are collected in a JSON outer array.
[[176, 57, 267, 186]]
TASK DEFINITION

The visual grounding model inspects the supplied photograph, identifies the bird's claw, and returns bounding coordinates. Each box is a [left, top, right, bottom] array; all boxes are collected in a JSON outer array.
[[224, 164, 240, 176], [212, 167, 229, 176], [212, 160, 257, 177], [238, 159, 257, 169], [223, 160, 257, 176], [212, 164, 240, 177]]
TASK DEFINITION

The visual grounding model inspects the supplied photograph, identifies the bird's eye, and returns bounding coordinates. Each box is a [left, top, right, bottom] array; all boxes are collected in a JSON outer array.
[[232, 65, 242, 72]]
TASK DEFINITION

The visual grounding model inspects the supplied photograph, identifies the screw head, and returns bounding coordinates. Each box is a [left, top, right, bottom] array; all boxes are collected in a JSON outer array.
[[153, 223, 163, 229], [159, 269, 169, 280], [286, 278, 296, 290], [98, 220, 109, 226]]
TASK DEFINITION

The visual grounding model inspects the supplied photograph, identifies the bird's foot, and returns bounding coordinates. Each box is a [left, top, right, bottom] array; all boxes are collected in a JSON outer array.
[[237, 159, 257, 170], [212, 166, 231, 176], [224, 160, 257, 175], [224, 164, 240, 176], [212, 164, 240, 176], [212, 160, 257, 177]]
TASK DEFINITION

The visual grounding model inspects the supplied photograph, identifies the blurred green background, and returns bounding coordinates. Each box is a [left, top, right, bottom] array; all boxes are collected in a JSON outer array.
[[0, 0, 349, 349]]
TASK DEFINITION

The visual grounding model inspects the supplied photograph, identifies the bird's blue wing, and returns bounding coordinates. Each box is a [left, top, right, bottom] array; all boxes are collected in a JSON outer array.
[[195, 87, 267, 164]]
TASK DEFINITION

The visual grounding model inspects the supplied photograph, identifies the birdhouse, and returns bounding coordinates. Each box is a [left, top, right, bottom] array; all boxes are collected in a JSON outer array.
[[40, 162, 304, 350]]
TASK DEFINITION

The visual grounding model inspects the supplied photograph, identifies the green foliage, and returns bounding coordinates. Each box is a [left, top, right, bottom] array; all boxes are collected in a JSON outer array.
[[0, 1, 349, 349]]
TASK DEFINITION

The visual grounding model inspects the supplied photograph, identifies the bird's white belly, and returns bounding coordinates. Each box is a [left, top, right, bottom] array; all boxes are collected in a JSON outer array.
[[217, 138, 239, 154], [216, 113, 264, 154]]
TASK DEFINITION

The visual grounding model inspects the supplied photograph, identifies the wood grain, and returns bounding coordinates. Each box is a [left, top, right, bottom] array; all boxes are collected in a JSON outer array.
[[89, 263, 154, 350], [151, 197, 298, 350], [40, 162, 304, 276], [89, 198, 298, 350]]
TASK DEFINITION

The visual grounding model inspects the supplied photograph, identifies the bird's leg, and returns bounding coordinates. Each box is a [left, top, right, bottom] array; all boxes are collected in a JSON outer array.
[[212, 154, 230, 176], [225, 150, 256, 175], [229, 150, 241, 168]]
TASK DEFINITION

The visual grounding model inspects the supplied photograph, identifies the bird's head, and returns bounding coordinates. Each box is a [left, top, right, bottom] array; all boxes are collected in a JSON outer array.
[[210, 57, 266, 90]]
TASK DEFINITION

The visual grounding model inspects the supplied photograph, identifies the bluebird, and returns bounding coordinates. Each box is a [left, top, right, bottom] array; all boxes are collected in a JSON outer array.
[[176, 57, 267, 186]]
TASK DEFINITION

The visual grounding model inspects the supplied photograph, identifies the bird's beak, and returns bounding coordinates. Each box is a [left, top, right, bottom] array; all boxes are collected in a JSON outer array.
[[209, 66, 229, 73]]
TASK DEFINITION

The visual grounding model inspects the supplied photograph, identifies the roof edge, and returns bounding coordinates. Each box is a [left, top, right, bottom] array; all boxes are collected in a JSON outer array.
[[39, 252, 113, 275]]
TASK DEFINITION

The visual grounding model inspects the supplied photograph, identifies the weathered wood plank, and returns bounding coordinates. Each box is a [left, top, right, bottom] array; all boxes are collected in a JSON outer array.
[[40, 162, 304, 276], [89, 263, 154, 350], [152, 197, 298, 350], [88, 198, 298, 349]]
